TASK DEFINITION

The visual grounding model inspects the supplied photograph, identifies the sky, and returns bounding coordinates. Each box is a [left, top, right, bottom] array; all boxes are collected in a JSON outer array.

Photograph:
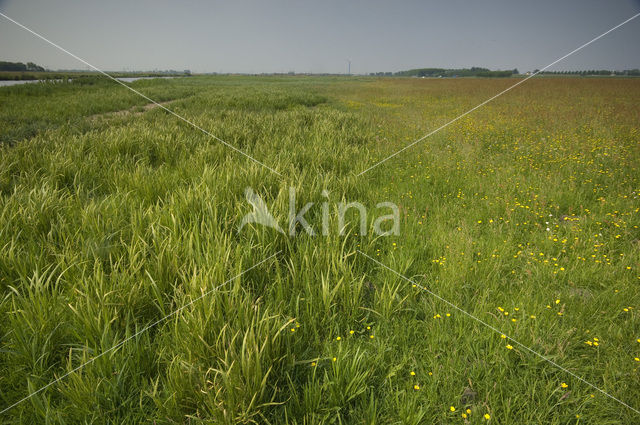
[[1, 0, 639, 74]]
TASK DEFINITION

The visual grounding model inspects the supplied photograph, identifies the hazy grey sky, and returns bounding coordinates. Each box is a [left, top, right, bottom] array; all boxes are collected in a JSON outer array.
[[1, 0, 639, 74]]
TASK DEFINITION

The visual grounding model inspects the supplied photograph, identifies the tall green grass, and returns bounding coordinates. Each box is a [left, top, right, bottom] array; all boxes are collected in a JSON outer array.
[[1, 75, 639, 424]]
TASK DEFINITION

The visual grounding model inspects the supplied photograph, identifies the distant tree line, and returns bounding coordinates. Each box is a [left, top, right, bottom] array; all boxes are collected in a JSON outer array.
[[377, 67, 519, 78], [369, 67, 640, 78], [0, 61, 46, 72], [535, 69, 640, 76]]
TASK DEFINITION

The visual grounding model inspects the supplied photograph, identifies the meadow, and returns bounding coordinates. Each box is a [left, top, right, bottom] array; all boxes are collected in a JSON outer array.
[[0, 75, 639, 424]]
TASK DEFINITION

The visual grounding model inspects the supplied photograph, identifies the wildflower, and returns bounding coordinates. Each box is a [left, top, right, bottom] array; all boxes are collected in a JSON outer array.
[[530, 315, 536, 319], [349, 330, 354, 335], [370, 335, 374, 339], [290, 328, 296, 332], [332, 357, 337, 362], [311, 362, 316, 366], [634, 357, 640, 362], [500, 334, 507, 339], [428, 371, 433, 376], [450, 406, 456, 412], [336, 336, 341, 341], [462, 413, 467, 419], [414, 384, 420, 390], [466, 409, 471, 414], [555, 299, 560, 304], [561, 382, 568, 388], [410, 371, 416, 376], [484, 413, 491, 420], [506, 344, 513, 350]]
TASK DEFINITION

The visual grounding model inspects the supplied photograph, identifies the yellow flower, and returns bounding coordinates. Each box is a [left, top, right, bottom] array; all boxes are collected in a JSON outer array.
[[555, 299, 560, 304], [530, 315, 536, 319], [484, 413, 491, 420], [311, 362, 316, 366], [428, 372, 433, 376], [561, 382, 568, 388], [506, 344, 513, 350], [290, 328, 295, 332], [414, 384, 420, 390], [450, 406, 456, 412], [462, 413, 467, 419], [370, 335, 374, 339], [410, 371, 416, 376], [336, 336, 341, 341], [349, 330, 354, 335], [634, 357, 640, 362], [332, 357, 337, 362], [500, 334, 506, 339], [466, 409, 471, 414]]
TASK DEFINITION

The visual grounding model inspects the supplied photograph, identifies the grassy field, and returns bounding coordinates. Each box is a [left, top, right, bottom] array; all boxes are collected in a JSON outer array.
[[0, 75, 639, 424]]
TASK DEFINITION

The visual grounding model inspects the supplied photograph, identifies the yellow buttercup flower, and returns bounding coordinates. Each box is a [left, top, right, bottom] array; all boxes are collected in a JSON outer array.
[[506, 344, 513, 350], [450, 406, 456, 412], [484, 413, 491, 420], [561, 382, 568, 388]]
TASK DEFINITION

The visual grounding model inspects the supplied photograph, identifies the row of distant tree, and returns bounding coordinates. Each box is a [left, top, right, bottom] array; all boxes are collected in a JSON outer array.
[[534, 69, 640, 76], [0, 61, 46, 72], [371, 67, 640, 78], [382, 67, 518, 78]]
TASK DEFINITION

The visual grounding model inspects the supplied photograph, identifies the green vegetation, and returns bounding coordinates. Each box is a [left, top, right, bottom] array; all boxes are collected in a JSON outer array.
[[0, 61, 46, 72], [1, 76, 639, 424], [392, 67, 518, 78]]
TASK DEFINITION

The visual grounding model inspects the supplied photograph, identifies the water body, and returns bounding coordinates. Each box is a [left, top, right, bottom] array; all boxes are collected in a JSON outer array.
[[0, 76, 181, 87], [0, 79, 56, 87]]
